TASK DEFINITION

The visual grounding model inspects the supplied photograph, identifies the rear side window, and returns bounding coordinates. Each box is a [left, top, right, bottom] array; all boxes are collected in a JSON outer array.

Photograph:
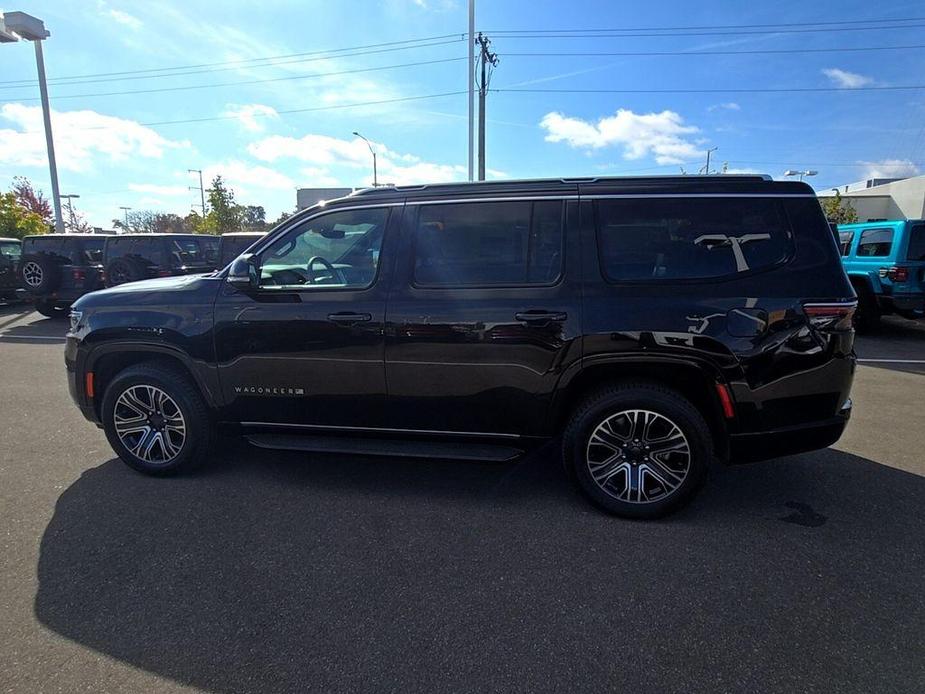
[[838, 231, 854, 256], [108, 238, 165, 265], [595, 197, 793, 281], [413, 200, 563, 287], [79, 237, 105, 264], [907, 223, 925, 261], [857, 228, 893, 257], [25, 237, 71, 263], [0, 241, 21, 259]]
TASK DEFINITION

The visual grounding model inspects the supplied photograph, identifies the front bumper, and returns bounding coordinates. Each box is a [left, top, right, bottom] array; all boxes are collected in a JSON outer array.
[[66, 335, 99, 425], [728, 399, 852, 464]]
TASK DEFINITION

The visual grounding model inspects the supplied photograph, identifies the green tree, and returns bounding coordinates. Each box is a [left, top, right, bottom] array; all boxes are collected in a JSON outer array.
[[240, 205, 267, 231], [113, 210, 189, 234], [821, 189, 859, 225], [0, 192, 48, 239], [198, 175, 242, 234]]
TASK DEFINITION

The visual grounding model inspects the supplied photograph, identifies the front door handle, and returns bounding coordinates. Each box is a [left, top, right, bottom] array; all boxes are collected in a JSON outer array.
[[514, 310, 568, 324], [327, 312, 372, 323]]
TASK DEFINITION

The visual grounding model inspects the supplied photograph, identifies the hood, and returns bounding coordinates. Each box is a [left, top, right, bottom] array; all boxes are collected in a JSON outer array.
[[73, 273, 221, 310]]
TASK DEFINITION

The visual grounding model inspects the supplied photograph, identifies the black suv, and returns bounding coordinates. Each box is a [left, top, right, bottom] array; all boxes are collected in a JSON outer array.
[[0, 237, 22, 301], [104, 233, 219, 286], [217, 231, 265, 269], [20, 234, 109, 317], [66, 176, 856, 518]]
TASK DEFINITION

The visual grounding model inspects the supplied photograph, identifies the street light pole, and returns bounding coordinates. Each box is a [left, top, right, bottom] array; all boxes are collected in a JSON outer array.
[[352, 131, 378, 187], [60, 193, 79, 232], [119, 206, 132, 229], [1, 12, 63, 232]]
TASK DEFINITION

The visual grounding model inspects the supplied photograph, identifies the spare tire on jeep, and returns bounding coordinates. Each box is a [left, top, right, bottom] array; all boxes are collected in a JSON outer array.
[[19, 254, 60, 294], [106, 257, 146, 286]]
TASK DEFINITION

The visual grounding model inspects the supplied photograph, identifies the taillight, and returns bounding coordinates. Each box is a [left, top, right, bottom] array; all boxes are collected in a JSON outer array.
[[72, 268, 85, 281], [884, 266, 909, 282], [158, 269, 172, 277], [803, 302, 857, 331]]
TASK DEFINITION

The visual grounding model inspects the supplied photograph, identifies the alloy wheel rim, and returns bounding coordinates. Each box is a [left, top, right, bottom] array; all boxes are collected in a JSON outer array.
[[113, 385, 186, 464], [585, 409, 691, 504], [23, 261, 43, 287]]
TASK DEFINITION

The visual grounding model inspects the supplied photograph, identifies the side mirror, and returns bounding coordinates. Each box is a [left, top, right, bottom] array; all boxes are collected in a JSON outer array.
[[226, 253, 259, 291]]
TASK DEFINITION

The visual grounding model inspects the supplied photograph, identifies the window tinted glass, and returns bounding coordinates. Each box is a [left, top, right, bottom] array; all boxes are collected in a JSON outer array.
[[26, 237, 71, 263], [79, 237, 105, 264], [260, 208, 388, 289], [0, 241, 21, 259], [413, 200, 563, 287], [166, 237, 215, 268], [838, 230, 854, 256], [857, 228, 893, 257], [108, 237, 166, 264], [907, 223, 925, 261], [220, 235, 263, 266], [596, 198, 793, 281]]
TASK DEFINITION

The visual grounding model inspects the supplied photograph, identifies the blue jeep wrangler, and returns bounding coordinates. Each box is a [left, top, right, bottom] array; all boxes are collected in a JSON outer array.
[[838, 220, 925, 330]]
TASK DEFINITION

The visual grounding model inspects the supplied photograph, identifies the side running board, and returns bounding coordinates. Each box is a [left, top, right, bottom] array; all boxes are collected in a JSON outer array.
[[245, 434, 524, 463]]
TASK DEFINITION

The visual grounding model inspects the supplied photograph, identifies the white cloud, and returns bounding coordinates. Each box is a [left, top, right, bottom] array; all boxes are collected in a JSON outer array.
[[858, 159, 920, 180], [128, 183, 189, 196], [221, 104, 279, 133], [202, 160, 296, 198], [107, 9, 142, 30], [0, 103, 189, 172], [822, 68, 874, 89], [539, 109, 703, 165], [708, 102, 741, 112]]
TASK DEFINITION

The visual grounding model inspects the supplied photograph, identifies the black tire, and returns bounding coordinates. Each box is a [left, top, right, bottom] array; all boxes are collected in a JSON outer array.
[[101, 361, 212, 475], [563, 382, 712, 519], [34, 300, 69, 319], [852, 282, 881, 333], [19, 254, 60, 294], [105, 258, 145, 286]]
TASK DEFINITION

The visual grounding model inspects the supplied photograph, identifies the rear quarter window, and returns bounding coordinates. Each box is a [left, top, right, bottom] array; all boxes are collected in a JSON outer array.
[[907, 223, 925, 261], [856, 228, 893, 257], [595, 197, 794, 282]]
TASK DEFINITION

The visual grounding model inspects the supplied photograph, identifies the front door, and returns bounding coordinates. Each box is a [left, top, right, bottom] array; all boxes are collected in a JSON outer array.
[[214, 203, 401, 427], [384, 197, 582, 437]]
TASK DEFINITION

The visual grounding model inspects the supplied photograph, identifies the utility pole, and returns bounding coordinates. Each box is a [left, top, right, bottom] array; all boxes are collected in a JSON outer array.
[[119, 206, 131, 229], [476, 32, 498, 181], [188, 169, 206, 214], [467, 0, 475, 181], [701, 147, 718, 175]]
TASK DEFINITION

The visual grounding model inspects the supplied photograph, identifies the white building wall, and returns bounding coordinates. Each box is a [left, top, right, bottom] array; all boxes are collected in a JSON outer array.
[[818, 174, 925, 221]]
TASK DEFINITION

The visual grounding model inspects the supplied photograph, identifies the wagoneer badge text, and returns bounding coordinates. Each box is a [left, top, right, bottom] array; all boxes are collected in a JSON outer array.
[[234, 386, 305, 396]]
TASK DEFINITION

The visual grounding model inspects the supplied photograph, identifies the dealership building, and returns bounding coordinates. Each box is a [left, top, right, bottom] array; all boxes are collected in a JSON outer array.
[[816, 174, 925, 221]]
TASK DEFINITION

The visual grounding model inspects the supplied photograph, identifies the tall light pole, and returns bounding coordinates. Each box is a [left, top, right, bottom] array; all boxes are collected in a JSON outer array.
[[352, 131, 378, 187], [119, 206, 132, 229], [468, 0, 475, 182], [61, 193, 79, 232], [700, 147, 718, 175], [1, 12, 64, 233], [188, 169, 206, 214], [783, 169, 818, 182]]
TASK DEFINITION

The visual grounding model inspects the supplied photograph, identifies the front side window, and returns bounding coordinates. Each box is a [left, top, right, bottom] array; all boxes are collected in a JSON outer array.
[[259, 207, 389, 289], [857, 228, 893, 257], [413, 200, 563, 287], [596, 197, 793, 281], [906, 223, 925, 261], [838, 231, 854, 256]]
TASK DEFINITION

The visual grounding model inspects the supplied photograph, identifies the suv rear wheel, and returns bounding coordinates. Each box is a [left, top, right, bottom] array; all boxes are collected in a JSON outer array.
[[101, 362, 212, 475], [563, 383, 711, 519], [34, 300, 68, 319]]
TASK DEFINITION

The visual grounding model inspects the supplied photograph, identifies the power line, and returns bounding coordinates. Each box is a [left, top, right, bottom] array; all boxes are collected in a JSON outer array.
[[0, 57, 467, 104], [0, 33, 465, 87], [493, 85, 925, 94], [16, 91, 469, 133], [486, 16, 925, 33], [503, 44, 925, 57], [486, 23, 925, 39]]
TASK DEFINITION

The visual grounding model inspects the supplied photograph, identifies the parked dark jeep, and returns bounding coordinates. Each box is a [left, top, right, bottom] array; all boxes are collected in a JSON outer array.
[[104, 234, 219, 286], [67, 176, 856, 519], [0, 237, 22, 301], [19, 234, 109, 317], [217, 232, 265, 269]]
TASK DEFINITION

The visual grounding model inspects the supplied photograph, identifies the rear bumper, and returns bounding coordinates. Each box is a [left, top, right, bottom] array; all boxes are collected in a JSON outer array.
[[728, 399, 852, 464], [879, 292, 924, 315]]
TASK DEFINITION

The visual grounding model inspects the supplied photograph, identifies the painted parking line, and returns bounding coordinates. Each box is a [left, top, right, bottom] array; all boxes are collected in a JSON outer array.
[[857, 359, 925, 364], [0, 334, 66, 341]]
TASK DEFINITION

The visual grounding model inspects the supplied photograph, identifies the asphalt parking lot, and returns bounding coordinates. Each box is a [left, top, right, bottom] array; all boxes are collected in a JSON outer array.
[[1, 304, 923, 693]]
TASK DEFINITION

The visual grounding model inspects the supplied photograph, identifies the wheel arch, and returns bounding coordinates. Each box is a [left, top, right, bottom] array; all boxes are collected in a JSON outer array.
[[87, 342, 219, 420], [549, 357, 730, 459]]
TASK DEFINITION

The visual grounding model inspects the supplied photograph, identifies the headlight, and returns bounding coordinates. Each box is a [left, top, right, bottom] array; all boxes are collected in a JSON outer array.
[[69, 310, 83, 332]]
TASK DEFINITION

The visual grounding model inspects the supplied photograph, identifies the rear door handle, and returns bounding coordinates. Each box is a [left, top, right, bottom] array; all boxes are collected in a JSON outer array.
[[327, 312, 372, 323], [514, 311, 568, 323]]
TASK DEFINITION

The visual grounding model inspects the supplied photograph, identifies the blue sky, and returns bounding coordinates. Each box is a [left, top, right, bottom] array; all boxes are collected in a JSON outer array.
[[2, 0, 924, 227]]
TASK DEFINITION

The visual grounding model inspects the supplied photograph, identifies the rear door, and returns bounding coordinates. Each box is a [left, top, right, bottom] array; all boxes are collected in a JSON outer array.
[[901, 221, 925, 294], [384, 195, 582, 437]]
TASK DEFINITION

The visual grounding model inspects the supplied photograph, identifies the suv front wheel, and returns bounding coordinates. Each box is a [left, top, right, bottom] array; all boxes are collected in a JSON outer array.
[[101, 362, 212, 475], [563, 383, 712, 519]]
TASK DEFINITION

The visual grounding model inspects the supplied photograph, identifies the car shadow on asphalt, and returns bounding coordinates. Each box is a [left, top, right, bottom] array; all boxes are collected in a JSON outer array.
[[33, 442, 924, 692]]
